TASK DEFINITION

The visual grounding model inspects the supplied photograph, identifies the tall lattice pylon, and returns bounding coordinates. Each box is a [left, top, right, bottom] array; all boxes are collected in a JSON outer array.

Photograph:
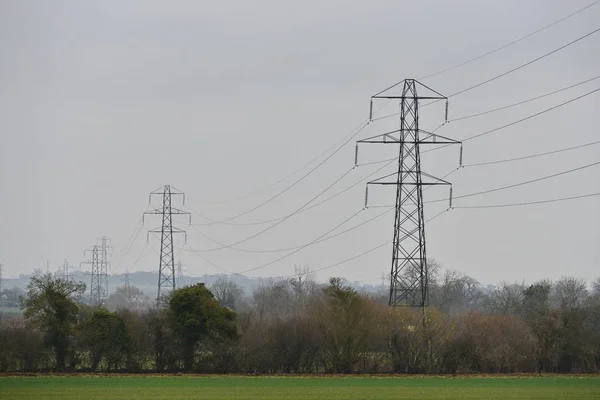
[[82, 245, 103, 306], [356, 79, 461, 308], [98, 236, 112, 302], [144, 185, 190, 307]]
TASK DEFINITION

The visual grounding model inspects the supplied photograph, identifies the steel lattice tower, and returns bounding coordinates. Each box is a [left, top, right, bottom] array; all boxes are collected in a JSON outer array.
[[357, 79, 461, 309], [81, 237, 111, 306], [144, 185, 190, 306], [0, 263, 4, 323], [82, 245, 102, 305], [59, 259, 73, 280], [98, 236, 112, 303]]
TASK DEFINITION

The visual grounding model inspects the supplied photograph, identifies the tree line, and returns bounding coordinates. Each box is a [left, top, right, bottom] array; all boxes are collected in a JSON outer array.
[[1, 265, 599, 374]]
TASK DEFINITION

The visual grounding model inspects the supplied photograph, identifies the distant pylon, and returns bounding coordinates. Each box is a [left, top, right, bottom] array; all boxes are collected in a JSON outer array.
[[58, 259, 74, 280], [98, 236, 112, 303], [122, 269, 131, 290], [0, 263, 4, 322], [144, 185, 190, 307], [122, 269, 133, 308], [357, 79, 461, 309], [177, 261, 184, 288], [82, 245, 103, 306]]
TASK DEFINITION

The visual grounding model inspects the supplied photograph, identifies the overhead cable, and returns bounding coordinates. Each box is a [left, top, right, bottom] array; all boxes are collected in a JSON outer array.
[[190, 4, 598, 207], [419, 0, 600, 81], [453, 191, 600, 209], [450, 75, 600, 122]]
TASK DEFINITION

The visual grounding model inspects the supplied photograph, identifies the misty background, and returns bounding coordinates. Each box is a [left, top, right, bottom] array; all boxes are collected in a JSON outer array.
[[1, 0, 599, 292]]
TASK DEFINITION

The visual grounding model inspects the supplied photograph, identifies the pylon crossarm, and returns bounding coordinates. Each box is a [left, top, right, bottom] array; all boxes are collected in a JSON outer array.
[[144, 207, 190, 215], [357, 130, 402, 143], [372, 95, 446, 100], [421, 172, 452, 186], [418, 130, 462, 145], [368, 181, 449, 186], [148, 227, 187, 234]]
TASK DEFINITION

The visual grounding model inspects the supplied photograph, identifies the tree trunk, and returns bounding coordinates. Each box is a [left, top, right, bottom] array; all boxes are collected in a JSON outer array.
[[55, 345, 66, 371], [183, 340, 195, 372]]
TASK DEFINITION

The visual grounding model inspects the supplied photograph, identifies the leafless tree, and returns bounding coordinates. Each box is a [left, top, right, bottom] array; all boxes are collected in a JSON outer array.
[[107, 285, 152, 312], [210, 276, 244, 310], [553, 277, 588, 311], [483, 281, 525, 315]]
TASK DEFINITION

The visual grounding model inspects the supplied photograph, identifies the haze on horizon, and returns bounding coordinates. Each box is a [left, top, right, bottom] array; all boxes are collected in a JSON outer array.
[[0, 0, 599, 287]]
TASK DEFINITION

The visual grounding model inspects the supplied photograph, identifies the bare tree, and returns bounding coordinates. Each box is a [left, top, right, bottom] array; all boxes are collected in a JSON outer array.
[[107, 285, 152, 312], [553, 277, 588, 311], [433, 269, 482, 315], [289, 265, 318, 308], [483, 281, 525, 315], [210, 276, 244, 310]]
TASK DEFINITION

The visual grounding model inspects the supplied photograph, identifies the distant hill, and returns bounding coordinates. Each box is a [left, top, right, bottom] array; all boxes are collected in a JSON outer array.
[[3, 270, 383, 300]]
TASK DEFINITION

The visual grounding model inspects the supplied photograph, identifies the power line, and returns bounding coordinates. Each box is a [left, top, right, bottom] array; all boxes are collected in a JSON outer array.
[[463, 139, 600, 167], [185, 162, 455, 256], [182, 160, 399, 257], [129, 244, 150, 270], [187, 167, 357, 252], [450, 75, 600, 122], [417, 85, 600, 157], [279, 208, 450, 279], [112, 218, 144, 271], [448, 27, 600, 98], [184, 206, 394, 254], [275, 187, 600, 279], [191, 159, 396, 228], [185, 4, 598, 212], [442, 159, 600, 203], [236, 208, 364, 275], [375, 28, 600, 123], [184, 160, 600, 277], [183, 208, 365, 276], [462, 87, 600, 142], [373, 159, 600, 208], [197, 117, 374, 205], [196, 123, 370, 225], [180, 243, 232, 275], [419, 0, 600, 81], [453, 191, 600, 209]]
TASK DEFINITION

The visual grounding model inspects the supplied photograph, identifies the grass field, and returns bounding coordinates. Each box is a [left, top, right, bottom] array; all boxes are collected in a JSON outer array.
[[1, 375, 599, 399]]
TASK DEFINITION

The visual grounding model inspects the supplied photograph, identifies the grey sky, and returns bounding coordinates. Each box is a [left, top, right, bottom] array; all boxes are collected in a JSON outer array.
[[1, 0, 599, 286]]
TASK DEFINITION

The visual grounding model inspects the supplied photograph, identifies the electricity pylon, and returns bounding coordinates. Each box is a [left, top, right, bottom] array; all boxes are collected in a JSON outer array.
[[144, 185, 190, 307], [356, 79, 461, 309], [98, 236, 112, 298], [0, 263, 4, 322], [177, 260, 184, 288], [58, 259, 74, 280], [81, 237, 112, 306], [82, 245, 104, 306]]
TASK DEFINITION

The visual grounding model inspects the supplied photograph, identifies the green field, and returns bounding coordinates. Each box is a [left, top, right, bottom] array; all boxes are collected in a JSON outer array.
[[1, 375, 599, 399]]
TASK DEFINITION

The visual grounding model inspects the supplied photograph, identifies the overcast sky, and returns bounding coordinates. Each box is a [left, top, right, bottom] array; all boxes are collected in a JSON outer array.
[[1, 0, 599, 287]]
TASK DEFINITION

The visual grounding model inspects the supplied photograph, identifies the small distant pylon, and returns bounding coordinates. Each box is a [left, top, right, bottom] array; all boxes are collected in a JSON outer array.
[[58, 259, 74, 280], [81, 245, 102, 306], [81, 237, 111, 307], [144, 185, 190, 307], [98, 236, 112, 303], [177, 261, 184, 288], [122, 269, 131, 290], [0, 263, 4, 323]]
